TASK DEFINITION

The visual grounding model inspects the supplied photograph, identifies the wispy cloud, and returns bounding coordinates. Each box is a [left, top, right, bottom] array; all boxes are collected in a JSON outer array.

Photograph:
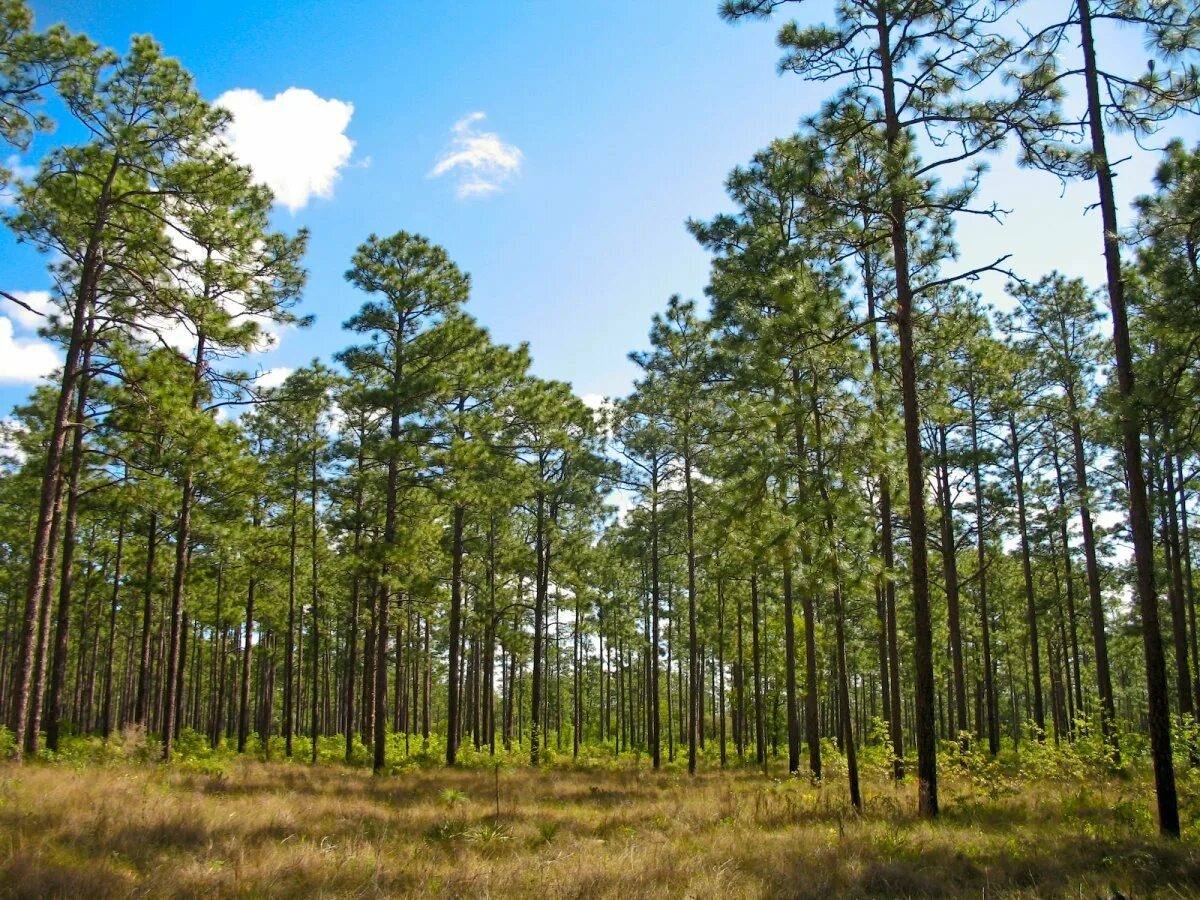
[[430, 112, 522, 199]]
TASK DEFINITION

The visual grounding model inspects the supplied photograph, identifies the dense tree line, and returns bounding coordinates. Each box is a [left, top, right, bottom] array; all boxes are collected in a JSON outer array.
[[2, 0, 1200, 839]]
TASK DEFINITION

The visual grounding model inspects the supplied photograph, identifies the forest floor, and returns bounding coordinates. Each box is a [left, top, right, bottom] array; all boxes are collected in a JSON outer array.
[[4, 747, 1200, 898]]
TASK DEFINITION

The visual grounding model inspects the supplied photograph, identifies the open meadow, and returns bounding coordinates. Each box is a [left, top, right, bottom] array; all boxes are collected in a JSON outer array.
[[4, 735, 1200, 898]]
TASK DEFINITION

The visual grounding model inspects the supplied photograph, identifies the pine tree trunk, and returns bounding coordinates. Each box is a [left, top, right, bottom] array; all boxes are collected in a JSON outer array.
[[876, 12, 938, 813], [968, 387, 999, 756], [162, 330, 205, 761], [46, 321, 95, 751], [531, 490, 547, 765], [684, 433, 699, 776], [447, 503, 465, 765], [650, 476, 662, 769], [101, 521, 125, 741], [11, 165, 115, 761], [1077, 0, 1176, 835], [1165, 451, 1194, 718], [937, 425, 969, 746], [25, 476, 65, 755], [800, 548, 821, 779], [1010, 415, 1045, 737], [238, 572, 256, 754], [751, 574, 766, 772], [285, 476, 298, 758]]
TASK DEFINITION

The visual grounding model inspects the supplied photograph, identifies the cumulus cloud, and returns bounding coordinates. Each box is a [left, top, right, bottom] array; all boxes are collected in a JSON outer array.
[[0, 316, 59, 383], [3, 289, 53, 330], [216, 87, 355, 212], [430, 112, 522, 199]]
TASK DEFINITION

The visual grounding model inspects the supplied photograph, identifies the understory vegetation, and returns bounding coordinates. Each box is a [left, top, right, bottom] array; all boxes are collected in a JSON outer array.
[[4, 741, 1200, 899]]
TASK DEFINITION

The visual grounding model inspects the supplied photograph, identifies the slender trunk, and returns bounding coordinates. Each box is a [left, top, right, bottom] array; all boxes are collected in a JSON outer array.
[[310, 435, 320, 764], [1050, 439, 1085, 714], [238, 561, 257, 754], [938, 425, 969, 745], [650, 472, 661, 768], [864, 247, 905, 776], [1067, 395, 1117, 747], [1010, 415, 1045, 737], [285, 476, 298, 757], [1178, 454, 1200, 711], [751, 574, 766, 772], [210, 558, 225, 747], [345, 501, 361, 762], [1165, 450, 1193, 719], [800, 548, 821, 779], [531, 489, 548, 765], [876, 12, 937, 815], [447, 503, 465, 765], [811, 378, 860, 808], [11, 162, 116, 760], [26, 484, 65, 754], [46, 320, 95, 751], [736, 588, 745, 759], [684, 430, 699, 775], [717, 576, 727, 768], [101, 520, 126, 740], [135, 508, 157, 726], [968, 386, 999, 755], [1077, 0, 1175, 834], [782, 552, 800, 773]]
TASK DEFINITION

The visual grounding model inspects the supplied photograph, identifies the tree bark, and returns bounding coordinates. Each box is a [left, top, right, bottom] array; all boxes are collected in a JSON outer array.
[[1077, 0, 1176, 836]]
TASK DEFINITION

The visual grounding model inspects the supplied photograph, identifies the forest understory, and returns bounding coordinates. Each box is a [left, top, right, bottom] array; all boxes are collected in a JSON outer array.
[[4, 736, 1200, 899]]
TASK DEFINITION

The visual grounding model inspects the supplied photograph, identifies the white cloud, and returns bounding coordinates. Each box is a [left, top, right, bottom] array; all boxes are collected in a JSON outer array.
[[327, 399, 345, 435], [580, 392, 614, 436], [133, 312, 197, 354], [0, 418, 27, 465], [216, 87, 355, 212], [3, 290, 53, 330], [430, 112, 522, 199], [159, 224, 285, 354], [0, 316, 59, 383], [1, 155, 36, 206], [255, 366, 294, 389]]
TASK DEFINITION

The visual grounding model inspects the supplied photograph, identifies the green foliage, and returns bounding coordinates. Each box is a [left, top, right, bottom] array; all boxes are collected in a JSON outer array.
[[424, 818, 468, 846], [466, 821, 511, 851], [439, 787, 469, 807]]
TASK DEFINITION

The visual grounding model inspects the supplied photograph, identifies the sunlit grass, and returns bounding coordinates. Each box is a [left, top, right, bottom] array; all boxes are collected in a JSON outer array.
[[4, 732, 1200, 897]]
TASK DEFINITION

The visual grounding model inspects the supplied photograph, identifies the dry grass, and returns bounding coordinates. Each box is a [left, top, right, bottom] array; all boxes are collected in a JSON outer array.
[[2, 756, 1200, 898]]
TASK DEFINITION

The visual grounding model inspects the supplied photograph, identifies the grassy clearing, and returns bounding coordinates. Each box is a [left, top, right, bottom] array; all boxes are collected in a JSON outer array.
[[3, 750, 1200, 898]]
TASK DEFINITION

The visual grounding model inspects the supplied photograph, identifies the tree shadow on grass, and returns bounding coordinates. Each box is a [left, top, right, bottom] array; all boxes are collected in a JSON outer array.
[[767, 827, 1200, 898]]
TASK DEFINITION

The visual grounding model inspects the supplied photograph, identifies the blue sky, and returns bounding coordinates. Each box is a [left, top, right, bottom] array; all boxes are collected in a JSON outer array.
[[2, 0, 1198, 416]]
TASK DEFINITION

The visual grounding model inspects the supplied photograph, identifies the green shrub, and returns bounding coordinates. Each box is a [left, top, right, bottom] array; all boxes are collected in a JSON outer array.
[[0, 726, 14, 758]]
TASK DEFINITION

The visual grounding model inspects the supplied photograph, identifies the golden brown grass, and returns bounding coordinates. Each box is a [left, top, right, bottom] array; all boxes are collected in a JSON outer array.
[[2, 757, 1200, 898]]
